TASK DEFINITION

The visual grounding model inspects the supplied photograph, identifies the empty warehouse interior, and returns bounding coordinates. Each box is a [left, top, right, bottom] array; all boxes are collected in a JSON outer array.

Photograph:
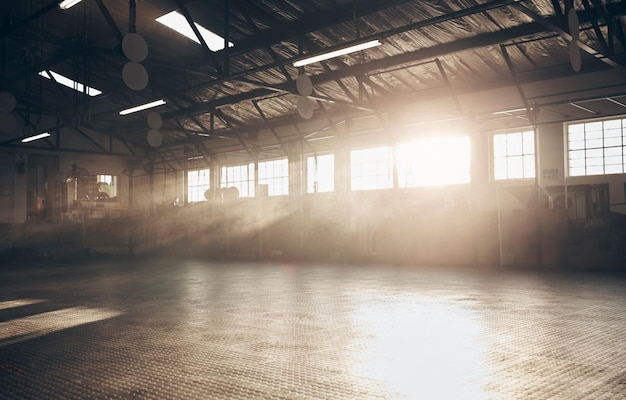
[[1, 0, 626, 398]]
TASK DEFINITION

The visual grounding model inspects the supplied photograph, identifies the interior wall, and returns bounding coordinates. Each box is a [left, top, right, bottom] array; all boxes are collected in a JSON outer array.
[[535, 119, 626, 214], [538, 122, 566, 187], [130, 110, 626, 270], [4, 111, 625, 268], [0, 152, 27, 223]]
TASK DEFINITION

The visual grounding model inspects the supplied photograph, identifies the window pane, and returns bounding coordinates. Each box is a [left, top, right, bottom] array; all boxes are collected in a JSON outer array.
[[605, 137, 622, 147], [97, 175, 117, 198], [351, 146, 393, 191], [259, 158, 288, 196], [522, 131, 534, 154], [507, 133, 523, 156], [398, 136, 470, 187], [307, 154, 334, 193], [523, 155, 535, 178], [586, 148, 603, 158], [570, 167, 586, 176], [605, 164, 623, 174], [587, 165, 604, 175], [493, 130, 535, 180], [605, 147, 622, 157], [605, 155, 622, 166], [568, 129, 584, 141], [586, 138, 603, 148], [570, 149, 585, 159], [586, 130, 602, 140], [569, 123, 584, 134], [494, 157, 508, 180], [586, 121, 602, 132], [569, 140, 585, 150], [586, 157, 603, 167], [493, 134, 507, 157], [604, 119, 622, 130], [187, 168, 210, 202], [604, 128, 621, 138], [569, 158, 585, 168], [507, 156, 523, 179], [221, 163, 254, 197]]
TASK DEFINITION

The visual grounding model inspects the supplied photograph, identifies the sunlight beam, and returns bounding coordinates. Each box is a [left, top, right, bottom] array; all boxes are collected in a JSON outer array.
[[0, 306, 122, 346]]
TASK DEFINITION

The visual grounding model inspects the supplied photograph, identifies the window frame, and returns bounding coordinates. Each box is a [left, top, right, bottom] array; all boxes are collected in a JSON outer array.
[[491, 128, 536, 181], [257, 157, 289, 196], [349, 145, 394, 191], [187, 168, 211, 202], [306, 153, 335, 193], [95, 174, 117, 199], [566, 116, 626, 177], [220, 162, 255, 198], [396, 135, 472, 188]]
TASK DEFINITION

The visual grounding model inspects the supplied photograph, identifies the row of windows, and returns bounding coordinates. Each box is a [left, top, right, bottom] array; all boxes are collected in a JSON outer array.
[[187, 135, 472, 201], [187, 116, 626, 201]]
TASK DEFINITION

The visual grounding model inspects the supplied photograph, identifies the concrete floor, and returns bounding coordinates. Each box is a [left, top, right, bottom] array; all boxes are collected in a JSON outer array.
[[1, 258, 625, 399]]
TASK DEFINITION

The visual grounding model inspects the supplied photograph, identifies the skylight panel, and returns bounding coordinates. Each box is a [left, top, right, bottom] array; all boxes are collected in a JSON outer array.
[[38, 70, 102, 96], [156, 11, 233, 51], [58, 0, 83, 10]]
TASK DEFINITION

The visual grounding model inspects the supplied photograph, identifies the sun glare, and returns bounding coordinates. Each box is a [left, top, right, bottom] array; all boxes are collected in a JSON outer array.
[[0, 304, 122, 346], [398, 135, 471, 187], [349, 295, 491, 399]]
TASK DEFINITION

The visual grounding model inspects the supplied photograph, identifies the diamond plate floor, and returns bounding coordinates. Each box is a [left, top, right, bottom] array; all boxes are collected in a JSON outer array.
[[1, 259, 625, 399]]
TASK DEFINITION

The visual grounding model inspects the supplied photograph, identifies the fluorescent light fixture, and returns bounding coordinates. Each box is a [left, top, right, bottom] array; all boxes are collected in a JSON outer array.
[[156, 11, 233, 51], [38, 70, 102, 96], [21, 132, 51, 143], [293, 39, 381, 67], [187, 155, 204, 160], [58, 0, 83, 9], [119, 99, 166, 115]]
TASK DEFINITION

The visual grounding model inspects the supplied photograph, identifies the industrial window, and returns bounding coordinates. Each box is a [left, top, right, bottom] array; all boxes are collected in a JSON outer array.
[[567, 117, 626, 176], [350, 146, 393, 191], [306, 154, 334, 193], [258, 158, 289, 196], [397, 136, 471, 187], [493, 130, 535, 180], [96, 175, 117, 198], [187, 168, 210, 202], [221, 163, 255, 197]]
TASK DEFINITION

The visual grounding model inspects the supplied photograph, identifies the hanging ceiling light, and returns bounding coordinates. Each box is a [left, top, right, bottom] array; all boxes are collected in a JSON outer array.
[[58, 0, 83, 10], [293, 39, 381, 67]]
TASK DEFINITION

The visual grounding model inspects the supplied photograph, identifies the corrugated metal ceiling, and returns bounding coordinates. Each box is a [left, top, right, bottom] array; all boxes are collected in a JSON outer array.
[[0, 0, 625, 166]]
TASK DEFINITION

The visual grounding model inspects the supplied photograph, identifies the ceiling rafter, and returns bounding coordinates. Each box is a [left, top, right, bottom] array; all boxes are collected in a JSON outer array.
[[174, 0, 225, 75], [94, 0, 123, 43], [159, 16, 594, 122], [224, 0, 419, 59], [2, 0, 625, 160], [252, 100, 287, 154], [233, 0, 293, 84], [511, 2, 622, 67]]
